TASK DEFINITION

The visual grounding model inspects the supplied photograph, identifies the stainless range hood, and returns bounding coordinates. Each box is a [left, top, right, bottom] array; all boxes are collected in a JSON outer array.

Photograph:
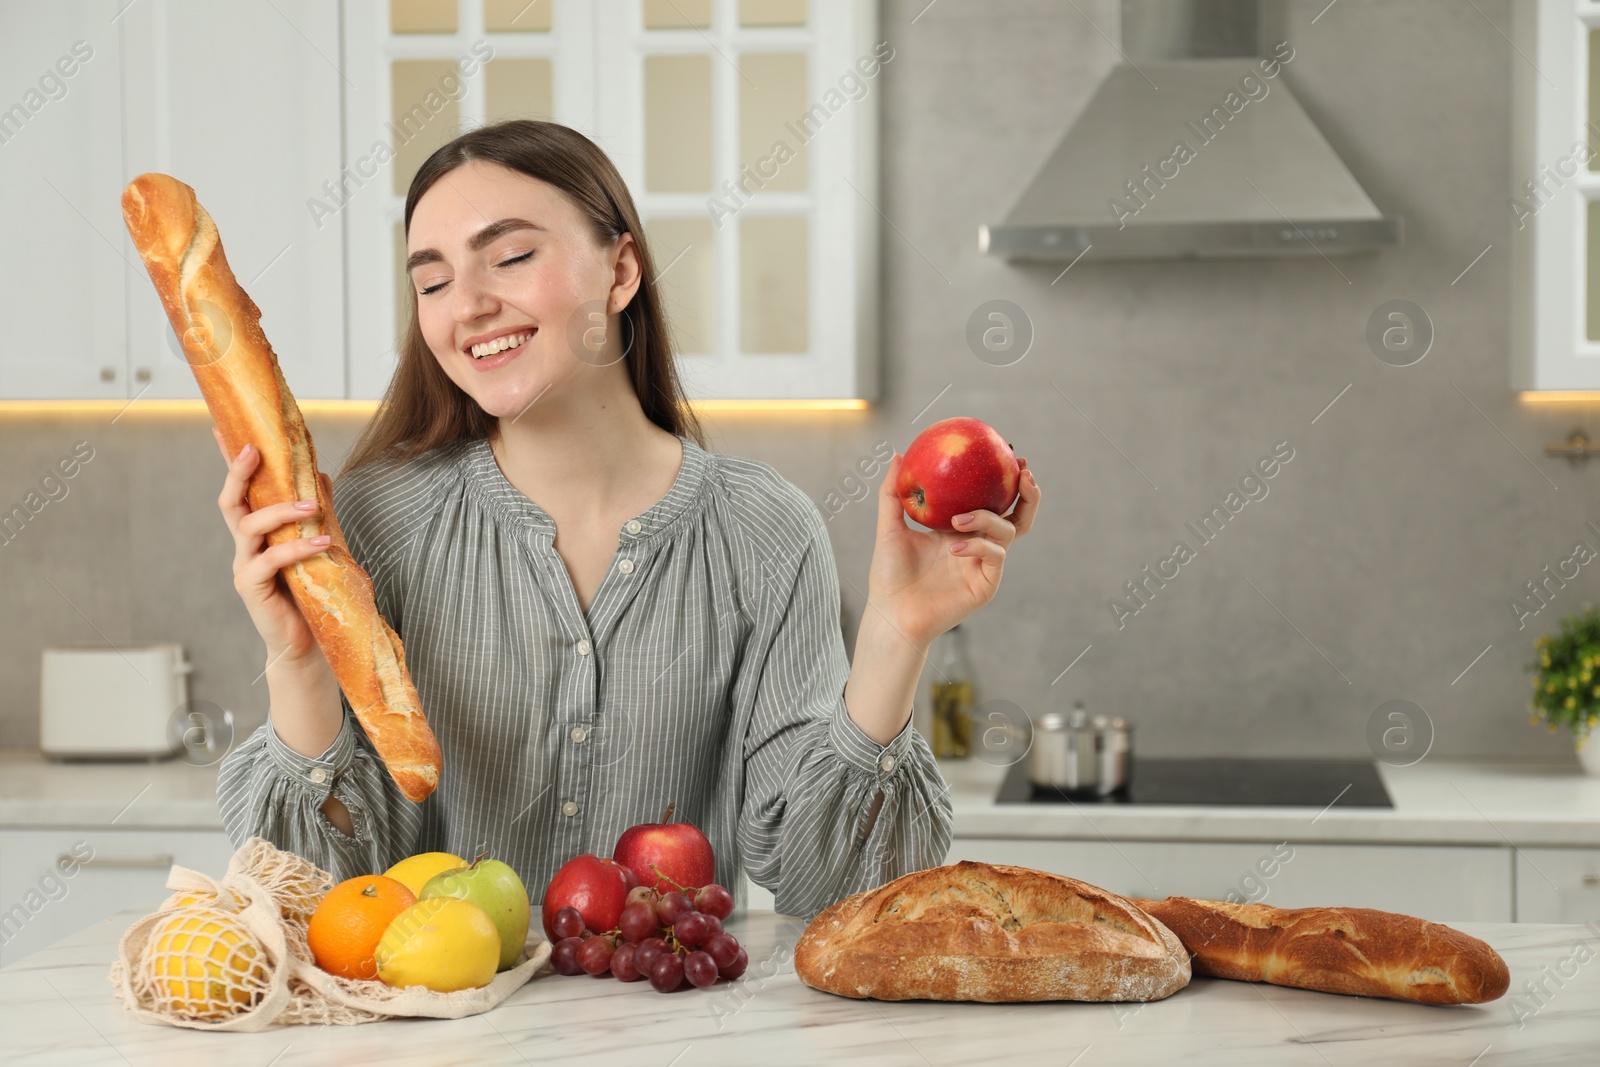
[[980, 0, 1401, 262]]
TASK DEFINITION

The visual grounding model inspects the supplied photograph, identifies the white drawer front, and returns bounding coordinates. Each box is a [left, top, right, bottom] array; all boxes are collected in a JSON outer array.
[[0, 829, 236, 968], [946, 838, 1513, 923], [1515, 847, 1600, 924]]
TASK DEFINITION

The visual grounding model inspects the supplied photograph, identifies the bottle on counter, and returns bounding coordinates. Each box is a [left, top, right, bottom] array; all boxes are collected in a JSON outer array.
[[928, 623, 974, 758]]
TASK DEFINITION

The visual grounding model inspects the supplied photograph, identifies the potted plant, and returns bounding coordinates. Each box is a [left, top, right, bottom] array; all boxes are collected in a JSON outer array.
[[1527, 604, 1600, 774]]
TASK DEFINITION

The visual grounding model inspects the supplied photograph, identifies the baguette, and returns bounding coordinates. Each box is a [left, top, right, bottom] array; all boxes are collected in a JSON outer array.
[[794, 861, 1190, 1002], [121, 173, 442, 803], [1131, 896, 1509, 1005]]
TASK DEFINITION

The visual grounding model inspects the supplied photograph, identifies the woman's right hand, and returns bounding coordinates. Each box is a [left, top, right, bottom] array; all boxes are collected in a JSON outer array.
[[213, 423, 335, 669]]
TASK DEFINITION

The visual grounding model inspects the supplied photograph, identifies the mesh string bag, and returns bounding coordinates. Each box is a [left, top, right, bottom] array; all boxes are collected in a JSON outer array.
[[109, 837, 551, 1031]]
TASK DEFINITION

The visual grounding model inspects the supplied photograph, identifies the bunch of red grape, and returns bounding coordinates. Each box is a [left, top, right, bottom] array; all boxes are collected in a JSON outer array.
[[549, 882, 747, 992]]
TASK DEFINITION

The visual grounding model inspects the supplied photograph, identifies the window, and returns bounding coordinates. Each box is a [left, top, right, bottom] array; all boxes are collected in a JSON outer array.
[[341, 0, 880, 402]]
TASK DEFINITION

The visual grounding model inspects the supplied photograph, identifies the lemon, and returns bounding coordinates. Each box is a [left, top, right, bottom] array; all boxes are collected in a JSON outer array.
[[162, 888, 241, 912], [147, 908, 269, 1020], [384, 851, 468, 896], [374, 897, 500, 992]]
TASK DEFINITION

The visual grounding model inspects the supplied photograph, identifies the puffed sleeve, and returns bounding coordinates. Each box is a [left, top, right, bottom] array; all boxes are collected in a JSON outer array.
[[735, 502, 953, 919], [215, 694, 423, 881]]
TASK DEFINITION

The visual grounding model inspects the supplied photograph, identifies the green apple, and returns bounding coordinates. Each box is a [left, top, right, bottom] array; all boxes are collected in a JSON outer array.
[[420, 857, 531, 971]]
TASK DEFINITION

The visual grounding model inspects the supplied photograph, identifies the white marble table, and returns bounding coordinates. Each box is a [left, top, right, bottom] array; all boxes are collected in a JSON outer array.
[[3, 906, 1596, 1066]]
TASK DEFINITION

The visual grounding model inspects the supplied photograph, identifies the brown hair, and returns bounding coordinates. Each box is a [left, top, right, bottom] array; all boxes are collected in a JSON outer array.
[[339, 119, 704, 478]]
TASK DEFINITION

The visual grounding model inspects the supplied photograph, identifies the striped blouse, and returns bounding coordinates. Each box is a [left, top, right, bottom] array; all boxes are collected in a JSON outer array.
[[215, 433, 953, 919]]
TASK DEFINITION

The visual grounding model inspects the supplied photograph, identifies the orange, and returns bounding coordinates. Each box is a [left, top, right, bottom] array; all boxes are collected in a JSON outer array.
[[306, 874, 416, 981]]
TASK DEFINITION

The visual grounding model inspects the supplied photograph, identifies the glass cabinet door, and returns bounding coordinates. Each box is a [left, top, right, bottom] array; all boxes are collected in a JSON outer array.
[[1511, 0, 1600, 391], [343, 0, 877, 402], [343, 0, 583, 400]]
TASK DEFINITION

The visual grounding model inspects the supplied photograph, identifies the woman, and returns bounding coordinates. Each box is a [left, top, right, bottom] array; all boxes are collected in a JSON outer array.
[[214, 120, 1041, 920]]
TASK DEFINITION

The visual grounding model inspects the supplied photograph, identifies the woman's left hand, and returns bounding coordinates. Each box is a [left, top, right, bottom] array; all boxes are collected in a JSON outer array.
[[864, 453, 1041, 649]]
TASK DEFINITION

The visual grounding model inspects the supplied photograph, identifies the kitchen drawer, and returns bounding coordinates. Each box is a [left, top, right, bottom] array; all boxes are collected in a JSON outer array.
[[0, 828, 235, 968], [946, 838, 1513, 923], [1515, 847, 1600, 924]]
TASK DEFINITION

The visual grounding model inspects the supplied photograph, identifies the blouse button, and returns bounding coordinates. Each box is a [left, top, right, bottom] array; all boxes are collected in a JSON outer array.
[[617, 558, 635, 575], [308, 767, 328, 784], [576, 638, 592, 656], [878, 755, 896, 774], [562, 800, 580, 817], [625, 519, 642, 535], [570, 726, 588, 744]]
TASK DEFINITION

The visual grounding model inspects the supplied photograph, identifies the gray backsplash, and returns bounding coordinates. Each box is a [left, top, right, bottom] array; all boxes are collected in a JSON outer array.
[[1, 0, 1592, 761]]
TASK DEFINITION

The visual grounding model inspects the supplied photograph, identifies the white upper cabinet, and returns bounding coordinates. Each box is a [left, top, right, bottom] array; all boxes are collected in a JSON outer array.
[[0, 0, 125, 400], [1510, 0, 1600, 391], [2, 0, 879, 402], [120, 0, 346, 400], [341, 0, 881, 402], [0, 0, 346, 402]]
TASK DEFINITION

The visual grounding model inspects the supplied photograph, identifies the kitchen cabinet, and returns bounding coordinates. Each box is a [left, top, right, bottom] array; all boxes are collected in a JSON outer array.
[[0, 827, 236, 968], [1514, 846, 1600, 923], [118, 0, 347, 401], [0, 0, 126, 400], [947, 837, 1516, 923], [339, 0, 881, 401], [4, 0, 880, 403], [1509, 0, 1600, 391], [0, 0, 346, 403]]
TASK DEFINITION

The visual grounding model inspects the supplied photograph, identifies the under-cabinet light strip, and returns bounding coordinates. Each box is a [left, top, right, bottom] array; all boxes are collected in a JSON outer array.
[[1517, 392, 1600, 403], [0, 399, 870, 416]]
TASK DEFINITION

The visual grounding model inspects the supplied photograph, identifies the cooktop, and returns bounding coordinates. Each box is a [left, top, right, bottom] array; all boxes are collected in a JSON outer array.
[[995, 757, 1393, 808]]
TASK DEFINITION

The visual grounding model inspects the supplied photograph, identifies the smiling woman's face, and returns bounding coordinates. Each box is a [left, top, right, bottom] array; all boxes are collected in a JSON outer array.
[[405, 158, 637, 420]]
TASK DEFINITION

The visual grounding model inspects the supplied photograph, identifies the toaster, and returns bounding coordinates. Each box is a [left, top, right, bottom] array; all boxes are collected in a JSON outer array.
[[40, 643, 193, 759]]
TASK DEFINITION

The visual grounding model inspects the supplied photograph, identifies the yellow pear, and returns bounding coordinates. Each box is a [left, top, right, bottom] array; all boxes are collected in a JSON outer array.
[[383, 851, 467, 896]]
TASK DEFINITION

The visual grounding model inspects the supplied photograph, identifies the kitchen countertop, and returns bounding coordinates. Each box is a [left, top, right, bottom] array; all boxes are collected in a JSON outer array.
[[2, 905, 1595, 1066], [0, 748, 226, 829], [941, 756, 1600, 847], [4, 746, 1599, 847]]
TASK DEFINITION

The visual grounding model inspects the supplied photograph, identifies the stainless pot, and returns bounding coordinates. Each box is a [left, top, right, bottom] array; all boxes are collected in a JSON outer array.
[[1028, 704, 1132, 796]]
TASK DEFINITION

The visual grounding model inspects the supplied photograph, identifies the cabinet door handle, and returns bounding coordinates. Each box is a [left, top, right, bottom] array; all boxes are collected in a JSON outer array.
[[63, 853, 174, 870], [1583, 873, 1599, 888]]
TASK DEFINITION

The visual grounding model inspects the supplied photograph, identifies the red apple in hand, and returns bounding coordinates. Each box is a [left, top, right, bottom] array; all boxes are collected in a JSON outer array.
[[541, 854, 638, 940], [897, 416, 1021, 531], [613, 801, 716, 894]]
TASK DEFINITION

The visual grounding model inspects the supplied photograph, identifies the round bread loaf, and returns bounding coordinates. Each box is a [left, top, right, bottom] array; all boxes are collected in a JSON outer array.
[[794, 860, 1191, 1002]]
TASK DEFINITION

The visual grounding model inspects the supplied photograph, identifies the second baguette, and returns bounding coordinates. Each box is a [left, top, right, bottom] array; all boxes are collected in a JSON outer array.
[[1132, 896, 1510, 1005]]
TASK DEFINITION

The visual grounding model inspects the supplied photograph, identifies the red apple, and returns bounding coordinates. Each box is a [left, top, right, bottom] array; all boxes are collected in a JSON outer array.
[[612, 801, 716, 894], [541, 854, 636, 941], [897, 416, 1020, 531]]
